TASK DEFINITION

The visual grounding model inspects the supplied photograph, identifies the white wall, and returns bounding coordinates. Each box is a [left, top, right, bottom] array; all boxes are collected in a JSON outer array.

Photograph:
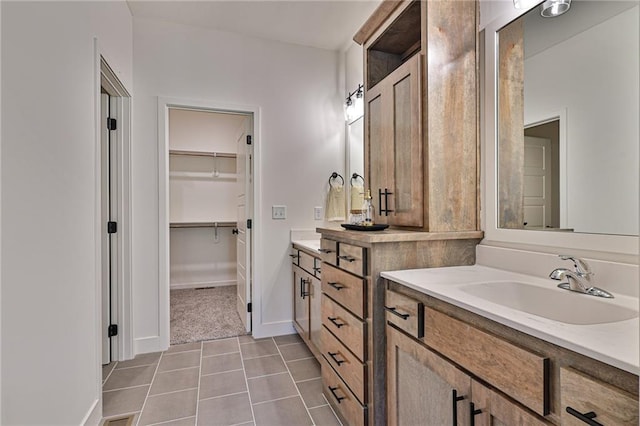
[[524, 6, 639, 235], [1, 1, 132, 424], [132, 17, 344, 351]]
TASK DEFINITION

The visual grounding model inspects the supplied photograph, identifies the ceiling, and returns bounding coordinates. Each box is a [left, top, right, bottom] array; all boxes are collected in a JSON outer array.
[[126, 0, 382, 51]]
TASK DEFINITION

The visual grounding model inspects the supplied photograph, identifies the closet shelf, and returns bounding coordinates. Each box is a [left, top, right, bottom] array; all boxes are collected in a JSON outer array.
[[169, 171, 236, 180], [169, 150, 236, 158], [170, 221, 237, 229]]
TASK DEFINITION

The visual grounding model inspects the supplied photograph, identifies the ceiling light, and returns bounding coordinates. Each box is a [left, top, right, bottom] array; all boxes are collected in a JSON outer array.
[[540, 0, 571, 17]]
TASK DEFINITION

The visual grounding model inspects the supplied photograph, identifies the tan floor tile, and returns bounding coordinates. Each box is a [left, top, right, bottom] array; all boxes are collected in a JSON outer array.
[[273, 334, 302, 346], [197, 392, 253, 425], [308, 405, 342, 426], [138, 389, 197, 425], [145, 416, 195, 426], [199, 370, 247, 400], [149, 367, 199, 395], [296, 378, 326, 408], [240, 340, 279, 359], [103, 365, 156, 391], [158, 351, 200, 372], [165, 342, 201, 354], [279, 342, 313, 361], [239, 334, 270, 344], [202, 337, 240, 356], [101, 413, 139, 426], [201, 352, 243, 375], [102, 362, 117, 382], [243, 355, 287, 378], [116, 352, 161, 369], [252, 396, 313, 426], [287, 357, 321, 382], [247, 372, 298, 404], [103, 386, 148, 417]]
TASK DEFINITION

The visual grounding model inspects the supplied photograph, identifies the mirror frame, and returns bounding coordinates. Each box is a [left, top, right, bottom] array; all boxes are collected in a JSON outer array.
[[481, 1, 638, 257]]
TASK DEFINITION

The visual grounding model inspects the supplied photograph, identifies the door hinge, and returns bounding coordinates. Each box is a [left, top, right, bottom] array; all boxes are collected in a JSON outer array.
[[108, 324, 118, 337], [246, 135, 252, 145], [107, 221, 117, 234], [247, 219, 252, 229], [247, 302, 252, 313], [107, 118, 117, 131]]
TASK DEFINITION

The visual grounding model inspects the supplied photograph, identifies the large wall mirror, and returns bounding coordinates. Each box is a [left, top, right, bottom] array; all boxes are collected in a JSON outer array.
[[346, 115, 365, 214], [497, 0, 638, 237]]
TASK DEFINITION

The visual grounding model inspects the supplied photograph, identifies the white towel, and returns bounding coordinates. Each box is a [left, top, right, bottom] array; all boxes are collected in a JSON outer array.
[[325, 184, 346, 221], [350, 183, 364, 213]]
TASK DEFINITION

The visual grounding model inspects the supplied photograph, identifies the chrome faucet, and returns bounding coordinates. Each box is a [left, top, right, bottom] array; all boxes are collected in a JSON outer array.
[[549, 255, 613, 298]]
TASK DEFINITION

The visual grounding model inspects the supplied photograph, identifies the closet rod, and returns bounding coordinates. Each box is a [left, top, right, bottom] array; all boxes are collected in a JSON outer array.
[[170, 221, 237, 228], [169, 150, 236, 158]]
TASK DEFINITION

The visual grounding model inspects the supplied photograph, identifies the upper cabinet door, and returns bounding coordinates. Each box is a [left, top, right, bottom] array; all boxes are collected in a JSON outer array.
[[366, 53, 423, 227]]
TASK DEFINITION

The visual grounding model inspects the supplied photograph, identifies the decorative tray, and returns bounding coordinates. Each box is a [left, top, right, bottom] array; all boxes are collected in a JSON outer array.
[[341, 224, 389, 232]]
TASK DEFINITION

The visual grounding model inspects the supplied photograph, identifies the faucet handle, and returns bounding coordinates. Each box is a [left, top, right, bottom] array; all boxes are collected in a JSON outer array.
[[558, 255, 593, 276]]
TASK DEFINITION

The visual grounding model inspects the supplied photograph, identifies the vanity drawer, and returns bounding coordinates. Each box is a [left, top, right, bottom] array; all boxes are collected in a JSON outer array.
[[321, 325, 366, 404], [424, 308, 549, 417], [289, 248, 300, 266], [322, 295, 366, 362], [319, 239, 337, 266], [561, 367, 638, 425], [298, 250, 321, 277], [322, 358, 367, 426], [385, 289, 424, 339], [337, 243, 366, 277], [322, 263, 365, 319]]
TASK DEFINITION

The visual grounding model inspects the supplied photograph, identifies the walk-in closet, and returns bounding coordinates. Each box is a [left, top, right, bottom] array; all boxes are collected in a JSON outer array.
[[168, 108, 249, 344]]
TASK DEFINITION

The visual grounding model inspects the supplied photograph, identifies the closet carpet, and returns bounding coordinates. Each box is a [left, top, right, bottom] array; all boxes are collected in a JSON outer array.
[[171, 286, 247, 345]]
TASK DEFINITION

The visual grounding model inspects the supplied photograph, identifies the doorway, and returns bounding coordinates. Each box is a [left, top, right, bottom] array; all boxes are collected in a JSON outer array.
[[159, 100, 255, 348]]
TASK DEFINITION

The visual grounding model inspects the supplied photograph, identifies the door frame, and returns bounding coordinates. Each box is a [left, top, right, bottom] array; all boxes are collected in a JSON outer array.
[[157, 97, 260, 350], [96, 51, 133, 364]]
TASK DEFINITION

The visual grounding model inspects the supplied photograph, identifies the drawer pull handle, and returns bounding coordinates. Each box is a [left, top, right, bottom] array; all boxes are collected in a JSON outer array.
[[313, 267, 321, 272], [452, 389, 465, 426], [328, 282, 345, 291], [327, 352, 346, 366], [328, 386, 346, 403], [385, 306, 410, 320], [289, 254, 300, 259], [318, 248, 334, 254], [566, 407, 603, 426], [300, 278, 310, 299], [327, 317, 345, 328], [338, 255, 356, 262], [470, 402, 482, 426]]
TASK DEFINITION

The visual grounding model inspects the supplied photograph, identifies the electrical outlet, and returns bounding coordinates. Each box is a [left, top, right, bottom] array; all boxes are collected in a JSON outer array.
[[272, 205, 287, 220], [314, 206, 323, 220]]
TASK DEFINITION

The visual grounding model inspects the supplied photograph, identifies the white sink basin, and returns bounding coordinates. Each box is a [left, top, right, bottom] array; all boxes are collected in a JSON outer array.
[[461, 281, 638, 325]]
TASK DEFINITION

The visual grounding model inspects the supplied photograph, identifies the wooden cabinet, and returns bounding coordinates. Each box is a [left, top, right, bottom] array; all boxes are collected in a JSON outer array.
[[357, 0, 478, 232], [291, 244, 322, 357]]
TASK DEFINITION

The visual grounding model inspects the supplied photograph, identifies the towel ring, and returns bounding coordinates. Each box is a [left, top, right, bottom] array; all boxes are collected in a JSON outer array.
[[350, 173, 364, 185], [329, 172, 344, 187]]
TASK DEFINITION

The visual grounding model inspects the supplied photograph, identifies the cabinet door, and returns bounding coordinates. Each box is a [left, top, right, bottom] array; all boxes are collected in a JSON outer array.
[[366, 54, 423, 227], [387, 326, 470, 426], [471, 380, 552, 426], [293, 266, 310, 338], [309, 275, 321, 350]]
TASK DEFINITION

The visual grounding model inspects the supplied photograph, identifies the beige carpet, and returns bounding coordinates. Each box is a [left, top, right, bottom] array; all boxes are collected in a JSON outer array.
[[170, 285, 247, 345]]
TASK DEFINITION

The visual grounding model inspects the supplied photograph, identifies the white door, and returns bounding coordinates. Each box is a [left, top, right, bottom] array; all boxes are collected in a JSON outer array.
[[236, 117, 252, 332], [523, 136, 552, 229]]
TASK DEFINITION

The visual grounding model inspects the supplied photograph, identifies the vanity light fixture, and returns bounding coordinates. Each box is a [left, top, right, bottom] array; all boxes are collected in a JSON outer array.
[[540, 0, 571, 17], [345, 83, 364, 121]]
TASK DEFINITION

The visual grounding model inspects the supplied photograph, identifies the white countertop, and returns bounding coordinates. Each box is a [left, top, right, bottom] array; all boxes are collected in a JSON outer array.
[[292, 239, 321, 254], [381, 265, 639, 375]]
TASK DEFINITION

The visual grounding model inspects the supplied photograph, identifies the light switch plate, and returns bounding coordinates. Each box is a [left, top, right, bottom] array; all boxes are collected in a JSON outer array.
[[272, 205, 287, 220], [314, 206, 323, 220]]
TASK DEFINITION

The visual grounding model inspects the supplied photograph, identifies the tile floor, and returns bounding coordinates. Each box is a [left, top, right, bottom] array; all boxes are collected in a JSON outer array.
[[102, 334, 342, 426]]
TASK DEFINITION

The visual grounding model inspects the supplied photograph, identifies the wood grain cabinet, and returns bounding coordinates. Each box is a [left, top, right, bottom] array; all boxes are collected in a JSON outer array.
[[291, 245, 322, 356]]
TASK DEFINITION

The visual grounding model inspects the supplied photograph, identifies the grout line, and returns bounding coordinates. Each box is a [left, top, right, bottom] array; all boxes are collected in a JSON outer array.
[[251, 394, 301, 407], [240, 352, 280, 361], [102, 362, 118, 384], [161, 349, 201, 357], [239, 337, 258, 425], [285, 355, 316, 363], [195, 340, 204, 425], [103, 384, 150, 393], [114, 362, 160, 371], [294, 376, 322, 384], [152, 365, 200, 375], [146, 415, 196, 426], [198, 390, 250, 403], [202, 350, 240, 359], [274, 341, 304, 348], [135, 350, 164, 426], [320, 393, 343, 426], [200, 368, 244, 378], [245, 371, 291, 381], [306, 402, 329, 410], [146, 387, 199, 398], [273, 337, 317, 425]]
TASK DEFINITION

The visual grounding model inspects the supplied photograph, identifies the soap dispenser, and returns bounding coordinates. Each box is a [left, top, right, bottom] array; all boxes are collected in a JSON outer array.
[[363, 189, 374, 226]]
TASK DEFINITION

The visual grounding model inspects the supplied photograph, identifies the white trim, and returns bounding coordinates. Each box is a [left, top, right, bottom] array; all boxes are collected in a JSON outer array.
[[81, 398, 100, 426], [134, 336, 165, 355], [482, 10, 638, 258], [251, 321, 296, 340], [158, 97, 260, 352], [170, 281, 237, 290]]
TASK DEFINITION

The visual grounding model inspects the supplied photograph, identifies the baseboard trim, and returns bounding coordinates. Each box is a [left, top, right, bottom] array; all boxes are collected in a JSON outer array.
[[82, 397, 101, 426], [134, 336, 165, 355], [252, 320, 296, 339], [170, 280, 236, 290]]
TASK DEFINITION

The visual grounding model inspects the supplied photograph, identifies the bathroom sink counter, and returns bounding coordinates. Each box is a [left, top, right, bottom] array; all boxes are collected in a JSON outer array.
[[316, 226, 484, 246], [381, 265, 639, 374], [291, 239, 321, 254]]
